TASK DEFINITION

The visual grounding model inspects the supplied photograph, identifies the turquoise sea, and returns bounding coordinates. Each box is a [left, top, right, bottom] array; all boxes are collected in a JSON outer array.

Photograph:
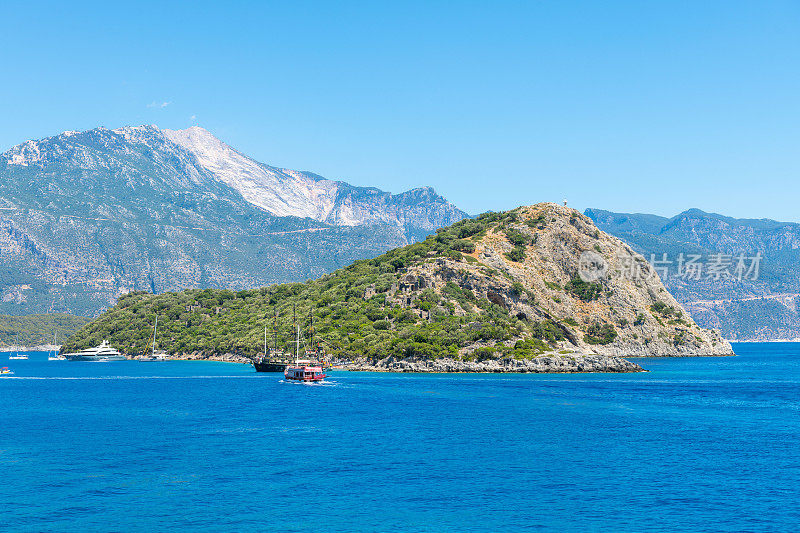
[[2, 343, 799, 532]]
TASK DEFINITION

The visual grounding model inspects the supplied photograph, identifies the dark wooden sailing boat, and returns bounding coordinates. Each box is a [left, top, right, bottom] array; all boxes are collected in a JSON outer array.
[[253, 359, 288, 372], [253, 310, 290, 372]]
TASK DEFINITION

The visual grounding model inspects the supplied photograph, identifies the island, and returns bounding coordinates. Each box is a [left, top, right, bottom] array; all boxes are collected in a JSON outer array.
[[61, 203, 733, 372]]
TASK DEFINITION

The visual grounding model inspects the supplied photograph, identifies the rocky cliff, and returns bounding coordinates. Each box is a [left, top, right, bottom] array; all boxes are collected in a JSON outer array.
[[395, 203, 732, 357], [161, 126, 466, 230]]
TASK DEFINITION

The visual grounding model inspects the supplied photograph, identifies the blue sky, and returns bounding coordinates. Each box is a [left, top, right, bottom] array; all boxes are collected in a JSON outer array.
[[1, 1, 798, 220]]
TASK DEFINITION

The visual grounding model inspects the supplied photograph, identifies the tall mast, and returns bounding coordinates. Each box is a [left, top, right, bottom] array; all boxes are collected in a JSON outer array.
[[264, 324, 267, 357], [152, 316, 158, 357], [294, 304, 299, 363], [273, 310, 278, 354], [309, 307, 314, 353]]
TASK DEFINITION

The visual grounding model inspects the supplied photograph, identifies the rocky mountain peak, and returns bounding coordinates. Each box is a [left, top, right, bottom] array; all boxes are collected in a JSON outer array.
[[401, 202, 733, 356], [3, 124, 467, 230]]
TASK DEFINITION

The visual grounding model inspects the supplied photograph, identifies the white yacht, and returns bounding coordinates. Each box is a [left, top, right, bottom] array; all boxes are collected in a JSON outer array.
[[63, 340, 126, 361]]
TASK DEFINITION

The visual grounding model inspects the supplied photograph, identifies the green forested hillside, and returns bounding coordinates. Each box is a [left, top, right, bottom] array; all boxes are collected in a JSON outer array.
[[0, 314, 90, 347], [62, 210, 544, 359]]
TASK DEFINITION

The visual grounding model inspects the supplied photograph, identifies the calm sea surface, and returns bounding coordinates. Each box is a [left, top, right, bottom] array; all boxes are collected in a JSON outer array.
[[2, 343, 799, 532]]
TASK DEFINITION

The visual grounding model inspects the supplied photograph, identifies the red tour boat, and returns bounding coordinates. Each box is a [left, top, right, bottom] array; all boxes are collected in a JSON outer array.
[[284, 324, 326, 382], [284, 361, 326, 382]]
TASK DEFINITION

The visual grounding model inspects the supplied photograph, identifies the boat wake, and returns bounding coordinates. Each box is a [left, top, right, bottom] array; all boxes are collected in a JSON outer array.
[[279, 379, 337, 386]]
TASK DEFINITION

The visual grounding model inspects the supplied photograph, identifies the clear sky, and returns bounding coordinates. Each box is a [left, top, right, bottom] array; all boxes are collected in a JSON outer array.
[[1, 1, 798, 220]]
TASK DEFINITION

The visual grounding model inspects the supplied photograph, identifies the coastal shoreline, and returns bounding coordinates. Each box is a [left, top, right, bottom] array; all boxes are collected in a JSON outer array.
[[726, 339, 800, 343], [0, 345, 60, 352], [626, 352, 736, 358], [64, 349, 737, 373], [166, 353, 251, 364], [339, 355, 645, 373], [150, 352, 645, 373]]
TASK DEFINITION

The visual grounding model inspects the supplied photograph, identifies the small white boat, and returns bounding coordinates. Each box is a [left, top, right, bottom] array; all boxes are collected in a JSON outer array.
[[138, 351, 169, 362], [0, 366, 13, 376], [7, 337, 27, 359], [138, 316, 169, 361]]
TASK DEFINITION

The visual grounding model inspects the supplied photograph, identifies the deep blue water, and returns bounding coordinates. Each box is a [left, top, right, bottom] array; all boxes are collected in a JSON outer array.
[[2, 343, 799, 532]]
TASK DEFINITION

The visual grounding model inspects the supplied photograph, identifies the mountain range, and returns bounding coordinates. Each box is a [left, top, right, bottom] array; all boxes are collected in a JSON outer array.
[[3, 124, 798, 343], [586, 208, 800, 341], [0, 125, 466, 316]]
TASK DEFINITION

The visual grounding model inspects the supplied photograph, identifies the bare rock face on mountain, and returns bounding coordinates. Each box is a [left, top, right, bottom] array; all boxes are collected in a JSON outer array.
[[162, 126, 465, 231], [0, 125, 467, 316]]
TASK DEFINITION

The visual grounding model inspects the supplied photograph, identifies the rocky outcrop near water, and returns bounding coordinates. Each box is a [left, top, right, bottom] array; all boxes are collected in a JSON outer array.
[[343, 355, 644, 373], [166, 352, 251, 364]]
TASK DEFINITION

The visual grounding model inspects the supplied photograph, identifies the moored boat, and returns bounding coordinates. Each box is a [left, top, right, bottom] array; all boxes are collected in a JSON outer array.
[[138, 316, 169, 361], [254, 359, 289, 372], [7, 337, 27, 359], [6, 335, 28, 359], [48, 332, 64, 360], [253, 313, 289, 372], [63, 340, 126, 361], [138, 351, 169, 362]]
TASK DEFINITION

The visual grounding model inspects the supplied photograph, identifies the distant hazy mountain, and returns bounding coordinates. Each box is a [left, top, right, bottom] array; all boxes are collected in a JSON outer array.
[[586, 208, 800, 340], [0, 125, 467, 316]]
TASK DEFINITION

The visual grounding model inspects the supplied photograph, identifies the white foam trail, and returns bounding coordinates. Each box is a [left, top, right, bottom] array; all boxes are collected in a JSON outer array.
[[278, 379, 337, 386]]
